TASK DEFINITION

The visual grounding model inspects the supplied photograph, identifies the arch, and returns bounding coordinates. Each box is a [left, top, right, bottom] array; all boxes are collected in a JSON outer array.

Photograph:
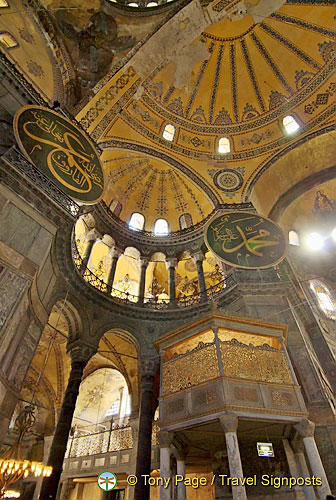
[[154, 218, 169, 235], [162, 123, 175, 142], [129, 212, 145, 231], [218, 137, 231, 154], [309, 280, 336, 321], [282, 114, 300, 134]]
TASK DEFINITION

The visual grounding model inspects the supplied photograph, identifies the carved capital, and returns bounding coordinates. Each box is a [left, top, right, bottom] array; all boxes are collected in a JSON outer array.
[[139, 356, 160, 380], [68, 342, 97, 364], [158, 431, 174, 448], [165, 258, 177, 270], [291, 439, 305, 454], [294, 419, 315, 438], [192, 251, 205, 263], [219, 411, 238, 433], [140, 257, 149, 268], [108, 246, 123, 259], [85, 228, 101, 243]]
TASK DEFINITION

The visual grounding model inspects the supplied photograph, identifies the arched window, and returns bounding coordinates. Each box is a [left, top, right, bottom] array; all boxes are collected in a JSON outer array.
[[154, 218, 169, 235], [218, 137, 231, 154], [0, 1, 9, 7], [163, 124, 175, 142], [310, 280, 336, 320], [289, 230, 300, 246], [129, 212, 145, 231], [0, 32, 18, 48], [147, 1, 158, 5], [109, 199, 122, 217], [283, 115, 300, 134], [179, 213, 193, 230]]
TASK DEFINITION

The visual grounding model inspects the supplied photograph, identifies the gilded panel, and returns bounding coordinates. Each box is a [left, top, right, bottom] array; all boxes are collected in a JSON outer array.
[[162, 344, 219, 396], [220, 343, 293, 385]]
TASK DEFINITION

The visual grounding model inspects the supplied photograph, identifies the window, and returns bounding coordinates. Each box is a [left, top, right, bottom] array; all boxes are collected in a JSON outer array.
[[109, 199, 122, 217], [179, 213, 193, 230], [0, 32, 18, 48], [129, 212, 145, 231], [163, 124, 175, 142], [147, 1, 158, 5], [154, 218, 169, 235], [310, 280, 336, 320], [0, 1, 9, 7], [218, 137, 231, 154], [106, 399, 120, 417], [128, 2, 138, 5], [283, 115, 300, 134], [289, 230, 300, 246]]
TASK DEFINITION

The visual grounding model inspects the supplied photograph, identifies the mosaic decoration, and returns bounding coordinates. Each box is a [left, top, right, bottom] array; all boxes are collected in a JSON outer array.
[[167, 170, 188, 213], [319, 41, 336, 63], [239, 130, 274, 146], [213, 169, 243, 192], [209, 44, 224, 123], [304, 82, 336, 114], [205, 211, 287, 269], [14, 106, 105, 203], [295, 70, 315, 91], [156, 171, 168, 216], [240, 39, 265, 113], [136, 169, 158, 212]]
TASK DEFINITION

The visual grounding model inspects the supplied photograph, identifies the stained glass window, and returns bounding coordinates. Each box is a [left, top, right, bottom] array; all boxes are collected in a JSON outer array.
[[310, 280, 336, 320]]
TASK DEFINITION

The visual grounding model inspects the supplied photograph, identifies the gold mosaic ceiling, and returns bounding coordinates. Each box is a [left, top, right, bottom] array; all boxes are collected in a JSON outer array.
[[79, 2, 335, 230]]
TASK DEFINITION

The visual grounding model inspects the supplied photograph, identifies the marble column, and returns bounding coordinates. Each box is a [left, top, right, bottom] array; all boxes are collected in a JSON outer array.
[[294, 420, 331, 500], [291, 439, 316, 500], [166, 258, 177, 303], [138, 257, 149, 305], [176, 456, 187, 500], [192, 252, 207, 299], [107, 247, 122, 293], [134, 356, 159, 500], [282, 439, 305, 500], [158, 431, 174, 500], [219, 412, 247, 500], [79, 229, 101, 275], [39, 343, 96, 500]]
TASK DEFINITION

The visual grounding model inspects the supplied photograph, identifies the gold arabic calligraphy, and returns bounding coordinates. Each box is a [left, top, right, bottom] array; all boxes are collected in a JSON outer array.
[[23, 111, 103, 194]]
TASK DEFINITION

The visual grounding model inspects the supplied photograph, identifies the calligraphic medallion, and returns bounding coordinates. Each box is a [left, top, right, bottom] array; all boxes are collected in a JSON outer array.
[[14, 106, 105, 203], [205, 211, 287, 269]]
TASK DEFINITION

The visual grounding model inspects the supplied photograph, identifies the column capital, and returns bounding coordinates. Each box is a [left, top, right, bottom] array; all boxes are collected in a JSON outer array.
[[291, 439, 305, 454], [219, 411, 238, 433], [158, 431, 174, 448], [165, 258, 177, 270], [192, 251, 205, 263], [139, 355, 160, 378], [68, 342, 97, 364], [140, 257, 150, 268], [85, 228, 101, 242], [294, 419, 315, 438], [108, 246, 123, 259]]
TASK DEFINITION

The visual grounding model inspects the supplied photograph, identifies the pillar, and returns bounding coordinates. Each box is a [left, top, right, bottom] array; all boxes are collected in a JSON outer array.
[[294, 420, 331, 500], [134, 356, 159, 500], [175, 450, 187, 500], [166, 258, 177, 303], [138, 258, 149, 305], [282, 439, 306, 500], [158, 431, 174, 500], [107, 247, 122, 292], [219, 412, 247, 500], [39, 343, 96, 500], [192, 252, 207, 298], [291, 439, 316, 500], [79, 229, 101, 275]]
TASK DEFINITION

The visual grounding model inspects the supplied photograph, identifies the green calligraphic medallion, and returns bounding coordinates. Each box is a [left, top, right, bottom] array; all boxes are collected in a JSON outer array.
[[14, 106, 105, 203], [205, 211, 287, 269]]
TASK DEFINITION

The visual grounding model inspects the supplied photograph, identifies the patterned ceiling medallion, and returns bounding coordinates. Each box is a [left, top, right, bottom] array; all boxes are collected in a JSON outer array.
[[213, 169, 243, 192]]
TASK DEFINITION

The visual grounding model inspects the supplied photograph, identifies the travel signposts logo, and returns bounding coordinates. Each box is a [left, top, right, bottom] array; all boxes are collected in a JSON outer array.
[[97, 471, 117, 491]]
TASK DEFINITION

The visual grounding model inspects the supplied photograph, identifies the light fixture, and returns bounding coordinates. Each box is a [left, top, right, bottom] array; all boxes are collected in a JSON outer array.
[[3, 491, 20, 498], [0, 405, 52, 497], [331, 227, 336, 242], [306, 232, 324, 251]]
